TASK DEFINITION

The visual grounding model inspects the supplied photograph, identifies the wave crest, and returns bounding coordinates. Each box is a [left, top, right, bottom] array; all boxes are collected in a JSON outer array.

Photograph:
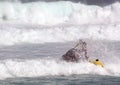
[[0, 1, 120, 25]]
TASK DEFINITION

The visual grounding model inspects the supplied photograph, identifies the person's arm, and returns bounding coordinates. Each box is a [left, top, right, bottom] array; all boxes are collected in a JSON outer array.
[[85, 50, 89, 60], [82, 42, 89, 60]]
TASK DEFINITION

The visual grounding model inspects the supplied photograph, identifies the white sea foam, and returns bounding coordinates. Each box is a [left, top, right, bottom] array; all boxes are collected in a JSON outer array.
[[0, 1, 120, 25], [0, 58, 119, 80], [0, 24, 120, 45], [0, 0, 119, 81], [0, 1, 120, 45]]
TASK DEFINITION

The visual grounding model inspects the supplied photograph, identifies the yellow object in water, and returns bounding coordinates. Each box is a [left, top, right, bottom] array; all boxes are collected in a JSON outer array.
[[90, 59, 104, 67]]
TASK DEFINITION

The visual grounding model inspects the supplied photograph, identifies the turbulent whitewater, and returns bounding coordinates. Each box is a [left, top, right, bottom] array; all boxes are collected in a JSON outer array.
[[0, 58, 120, 79], [0, 1, 120, 25], [0, 23, 120, 45], [0, 1, 120, 45], [0, 1, 120, 81]]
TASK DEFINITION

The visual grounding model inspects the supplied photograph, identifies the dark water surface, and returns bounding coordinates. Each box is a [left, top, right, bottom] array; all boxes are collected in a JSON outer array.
[[1, 0, 120, 6], [0, 74, 120, 85]]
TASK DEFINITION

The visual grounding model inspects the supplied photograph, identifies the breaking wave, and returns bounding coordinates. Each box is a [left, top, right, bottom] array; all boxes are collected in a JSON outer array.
[[0, 24, 120, 45], [0, 1, 120, 45], [0, 58, 120, 80], [0, 1, 120, 25]]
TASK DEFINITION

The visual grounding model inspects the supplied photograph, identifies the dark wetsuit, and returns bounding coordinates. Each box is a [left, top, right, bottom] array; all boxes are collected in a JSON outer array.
[[62, 48, 80, 62], [62, 41, 88, 62]]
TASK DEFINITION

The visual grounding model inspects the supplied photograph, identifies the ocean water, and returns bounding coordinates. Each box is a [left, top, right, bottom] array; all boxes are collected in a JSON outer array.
[[0, 0, 120, 85], [0, 75, 120, 85]]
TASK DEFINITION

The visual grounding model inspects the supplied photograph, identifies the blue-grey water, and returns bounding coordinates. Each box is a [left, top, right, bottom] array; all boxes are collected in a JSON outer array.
[[0, 0, 119, 6], [0, 75, 120, 85]]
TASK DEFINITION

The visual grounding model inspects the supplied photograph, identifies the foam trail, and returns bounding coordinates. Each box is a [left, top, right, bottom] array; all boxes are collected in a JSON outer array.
[[0, 1, 120, 25]]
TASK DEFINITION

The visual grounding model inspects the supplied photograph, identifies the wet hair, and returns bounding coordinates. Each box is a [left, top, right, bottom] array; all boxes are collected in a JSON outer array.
[[96, 59, 99, 61]]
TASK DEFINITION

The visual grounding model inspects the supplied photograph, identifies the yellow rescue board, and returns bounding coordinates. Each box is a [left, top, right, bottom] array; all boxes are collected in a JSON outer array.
[[89, 60, 104, 68]]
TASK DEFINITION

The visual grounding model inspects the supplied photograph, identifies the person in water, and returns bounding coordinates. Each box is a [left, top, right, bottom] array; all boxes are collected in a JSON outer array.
[[62, 40, 89, 62], [91, 59, 104, 67]]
